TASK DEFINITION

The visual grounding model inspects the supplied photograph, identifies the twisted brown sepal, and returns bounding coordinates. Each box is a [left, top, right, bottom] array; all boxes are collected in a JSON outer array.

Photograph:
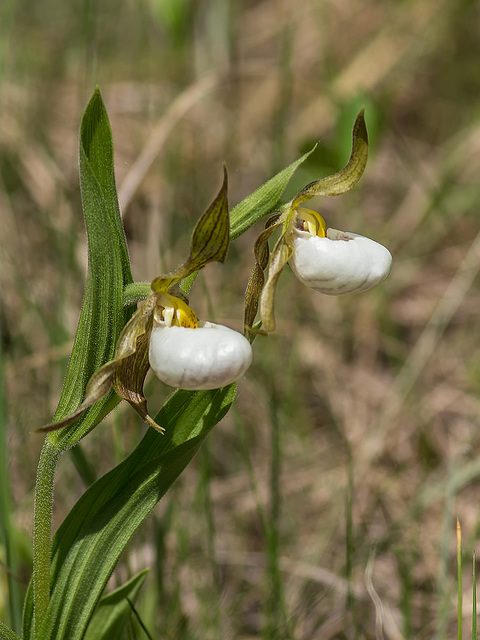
[[111, 313, 161, 432], [244, 215, 281, 338], [292, 110, 368, 208], [151, 166, 230, 293], [259, 234, 294, 333], [33, 295, 164, 434]]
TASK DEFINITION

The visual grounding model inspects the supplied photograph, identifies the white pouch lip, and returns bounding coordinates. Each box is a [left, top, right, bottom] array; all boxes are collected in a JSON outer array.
[[289, 228, 392, 295], [149, 321, 253, 390]]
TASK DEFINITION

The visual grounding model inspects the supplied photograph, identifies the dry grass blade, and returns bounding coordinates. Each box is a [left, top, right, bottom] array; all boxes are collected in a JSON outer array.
[[118, 74, 219, 214], [359, 224, 480, 478], [365, 550, 404, 640]]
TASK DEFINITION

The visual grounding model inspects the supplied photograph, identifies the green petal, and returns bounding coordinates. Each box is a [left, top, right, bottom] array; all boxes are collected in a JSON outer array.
[[292, 110, 368, 207], [151, 167, 229, 292], [189, 164, 230, 265]]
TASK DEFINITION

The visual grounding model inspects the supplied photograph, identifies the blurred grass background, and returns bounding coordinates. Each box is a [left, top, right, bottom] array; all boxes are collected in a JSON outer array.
[[2, 0, 480, 637]]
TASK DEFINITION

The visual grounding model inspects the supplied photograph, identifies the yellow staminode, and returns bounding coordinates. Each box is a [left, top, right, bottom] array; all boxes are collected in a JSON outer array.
[[158, 292, 198, 328], [295, 207, 327, 238]]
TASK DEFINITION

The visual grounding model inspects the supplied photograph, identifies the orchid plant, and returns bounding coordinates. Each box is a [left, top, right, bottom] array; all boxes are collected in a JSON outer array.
[[35, 168, 253, 435], [1, 89, 391, 640]]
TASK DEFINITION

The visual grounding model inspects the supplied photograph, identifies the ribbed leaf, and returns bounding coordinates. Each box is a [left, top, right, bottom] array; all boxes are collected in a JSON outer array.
[[44, 87, 133, 449], [23, 385, 235, 640], [27, 87, 135, 640], [229, 146, 316, 241], [0, 622, 21, 640], [83, 570, 149, 640], [292, 110, 368, 207]]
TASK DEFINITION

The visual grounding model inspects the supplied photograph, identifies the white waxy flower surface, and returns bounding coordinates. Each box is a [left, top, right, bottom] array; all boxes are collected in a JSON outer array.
[[149, 321, 253, 390], [289, 228, 392, 295]]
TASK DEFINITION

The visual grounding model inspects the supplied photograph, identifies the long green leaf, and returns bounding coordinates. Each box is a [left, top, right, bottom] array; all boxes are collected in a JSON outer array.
[[0, 320, 23, 633], [46, 86, 133, 450], [23, 385, 235, 640], [229, 146, 316, 240], [28, 87, 135, 639], [23, 92, 315, 640], [84, 570, 149, 640]]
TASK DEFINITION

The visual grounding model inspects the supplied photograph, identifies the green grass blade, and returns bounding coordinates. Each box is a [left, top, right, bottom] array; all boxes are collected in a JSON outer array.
[[229, 146, 316, 240], [0, 321, 23, 635], [24, 386, 235, 640], [458, 520, 462, 640], [473, 551, 477, 640], [437, 464, 457, 639], [263, 387, 293, 639], [83, 569, 149, 640]]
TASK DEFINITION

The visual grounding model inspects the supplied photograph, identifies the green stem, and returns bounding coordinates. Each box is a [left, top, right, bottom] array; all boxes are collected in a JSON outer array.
[[33, 441, 60, 637], [457, 520, 462, 640], [473, 551, 477, 640]]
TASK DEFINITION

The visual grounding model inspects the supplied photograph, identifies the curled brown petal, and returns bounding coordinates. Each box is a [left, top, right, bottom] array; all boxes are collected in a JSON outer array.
[[292, 110, 368, 208], [259, 236, 294, 333], [244, 219, 282, 336]]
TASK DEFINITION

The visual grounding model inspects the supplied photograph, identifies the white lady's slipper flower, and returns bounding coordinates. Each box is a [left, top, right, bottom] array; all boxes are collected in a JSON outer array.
[[288, 208, 392, 295], [245, 111, 393, 335], [149, 294, 253, 390]]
